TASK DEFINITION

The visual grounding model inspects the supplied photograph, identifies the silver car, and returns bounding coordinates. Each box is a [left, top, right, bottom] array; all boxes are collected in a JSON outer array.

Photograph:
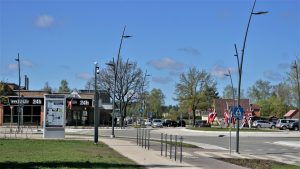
[[252, 120, 275, 129], [151, 119, 163, 128], [276, 119, 296, 130]]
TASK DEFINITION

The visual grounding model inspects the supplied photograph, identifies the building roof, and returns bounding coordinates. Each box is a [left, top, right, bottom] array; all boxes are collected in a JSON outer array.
[[284, 110, 298, 117]]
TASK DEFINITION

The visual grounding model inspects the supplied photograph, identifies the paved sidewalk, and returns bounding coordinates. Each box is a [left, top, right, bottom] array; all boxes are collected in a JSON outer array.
[[101, 137, 249, 169]]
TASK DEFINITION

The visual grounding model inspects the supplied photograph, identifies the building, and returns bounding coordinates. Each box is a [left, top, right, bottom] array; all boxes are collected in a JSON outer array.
[[0, 83, 112, 126], [284, 110, 299, 119], [213, 99, 251, 118]]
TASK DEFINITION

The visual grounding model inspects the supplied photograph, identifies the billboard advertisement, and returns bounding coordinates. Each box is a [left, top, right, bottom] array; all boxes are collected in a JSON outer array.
[[45, 99, 64, 127], [43, 94, 65, 139]]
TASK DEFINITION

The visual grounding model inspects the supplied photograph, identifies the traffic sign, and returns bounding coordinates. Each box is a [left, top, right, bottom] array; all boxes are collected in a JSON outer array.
[[231, 106, 244, 119]]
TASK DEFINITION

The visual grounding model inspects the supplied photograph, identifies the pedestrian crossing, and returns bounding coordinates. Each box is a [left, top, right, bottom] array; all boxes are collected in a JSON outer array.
[[191, 151, 300, 166]]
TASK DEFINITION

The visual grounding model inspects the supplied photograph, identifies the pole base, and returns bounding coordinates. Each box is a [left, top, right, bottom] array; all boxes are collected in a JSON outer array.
[[110, 135, 115, 138]]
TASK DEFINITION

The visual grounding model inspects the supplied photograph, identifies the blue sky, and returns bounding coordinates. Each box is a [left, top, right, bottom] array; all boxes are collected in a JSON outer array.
[[0, 0, 299, 105]]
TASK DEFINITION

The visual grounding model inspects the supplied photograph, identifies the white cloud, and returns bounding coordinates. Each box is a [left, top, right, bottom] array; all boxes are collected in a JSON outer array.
[[7, 60, 34, 72], [263, 70, 282, 81], [178, 48, 200, 56], [210, 65, 237, 78], [152, 76, 172, 84], [8, 63, 18, 71], [76, 73, 91, 80], [35, 15, 54, 28], [22, 60, 34, 67], [147, 57, 185, 71]]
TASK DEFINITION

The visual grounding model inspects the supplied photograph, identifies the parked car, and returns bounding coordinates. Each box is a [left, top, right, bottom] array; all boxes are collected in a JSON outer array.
[[162, 119, 177, 127], [252, 120, 275, 129], [151, 119, 163, 128], [144, 119, 152, 126], [289, 121, 299, 131], [177, 120, 186, 127], [195, 120, 211, 127], [276, 119, 296, 130]]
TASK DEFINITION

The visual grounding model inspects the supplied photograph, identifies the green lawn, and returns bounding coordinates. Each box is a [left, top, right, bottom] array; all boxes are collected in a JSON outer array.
[[0, 139, 143, 169]]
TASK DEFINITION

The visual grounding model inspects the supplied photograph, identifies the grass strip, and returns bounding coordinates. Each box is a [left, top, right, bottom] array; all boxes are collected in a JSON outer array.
[[0, 139, 143, 169]]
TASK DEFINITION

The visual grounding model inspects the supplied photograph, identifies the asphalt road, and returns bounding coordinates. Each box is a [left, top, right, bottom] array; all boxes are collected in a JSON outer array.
[[84, 127, 300, 165]]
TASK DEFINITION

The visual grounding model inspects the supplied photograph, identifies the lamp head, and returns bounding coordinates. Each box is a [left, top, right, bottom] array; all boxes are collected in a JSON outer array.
[[96, 66, 100, 74], [252, 11, 268, 15], [123, 35, 132, 38]]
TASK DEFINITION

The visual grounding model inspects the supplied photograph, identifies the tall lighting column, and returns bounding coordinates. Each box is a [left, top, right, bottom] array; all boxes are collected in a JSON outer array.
[[108, 26, 131, 138], [292, 60, 300, 132], [15, 53, 21, 131], [235, 0, 268, 153], [224, 69, 235, 154], [141, 70, 150, 127], [94, 62, 100, 144]]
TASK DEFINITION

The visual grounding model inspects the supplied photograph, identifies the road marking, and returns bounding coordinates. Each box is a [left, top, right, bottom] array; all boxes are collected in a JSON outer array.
[[194, 151, 213, 157], [282, 154, 300, 162]]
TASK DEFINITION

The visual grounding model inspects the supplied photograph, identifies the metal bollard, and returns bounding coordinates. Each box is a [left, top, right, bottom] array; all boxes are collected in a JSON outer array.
[[147, 129, 150, 150], [142, 129, 144, 148], [180, 136, 183, 163], [175, 135, 177, 161], [137, 127, 139, 145], [161, 133, 163, 156], [144, 129, 147, 149], [139, 128, 142, 146], [170, 134, 172, 159], [165, 134, 168, 157]]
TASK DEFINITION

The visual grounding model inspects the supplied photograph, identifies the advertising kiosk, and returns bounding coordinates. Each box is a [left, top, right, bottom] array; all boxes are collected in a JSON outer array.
[[43, 94, 66, 139]]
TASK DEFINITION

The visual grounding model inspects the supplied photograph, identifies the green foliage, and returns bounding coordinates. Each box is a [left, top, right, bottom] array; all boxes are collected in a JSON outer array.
[[147, 88, 165, 117], [247, 80, 272, 103], [58, 79, 71, 93], [0, 139, 141, 169], [257, 95, 288, 118], [175, 67, 218, 126], [0, 81, 14, 96], [42, 81, 52, 92]]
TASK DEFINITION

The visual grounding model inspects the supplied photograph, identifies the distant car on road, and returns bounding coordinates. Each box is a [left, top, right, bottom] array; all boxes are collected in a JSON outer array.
[[144, 119, 152, 126], [177, 120, 186, 127], [289, 120, 299, 131], [276, 119, 296, 130], [152, 119, 163, 128], [195, 120, 211, 127], [252, 120, 275, 129], [162, 119, 177, 127]]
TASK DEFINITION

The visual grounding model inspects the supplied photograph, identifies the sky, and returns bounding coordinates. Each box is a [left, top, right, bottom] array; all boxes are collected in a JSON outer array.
[[0, 0, 299, 106]]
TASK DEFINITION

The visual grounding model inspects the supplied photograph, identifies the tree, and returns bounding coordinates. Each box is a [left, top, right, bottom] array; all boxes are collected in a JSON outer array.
[[247, 80, 272, 103], [175, 67, 218, 127], [147, 88, 165, 117], [273, 82, 293, 106], [223, 84, 236, 99], [42, 82, 52, 93], [100, 58, 144, 127], [0, 81, 13, 96], [58, 80, 71, 93], [287, 59, 300, 107]]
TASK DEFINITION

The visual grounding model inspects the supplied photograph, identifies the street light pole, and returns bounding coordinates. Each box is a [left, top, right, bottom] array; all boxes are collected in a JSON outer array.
[[15, 53, 21, 132], [94, 62, 100, 144], [108, 26, 132, 138], [141, 70, 150, 127], [292, 60, 300, 132], [235, 0, 268, 153], [224, 69, 235, 154]]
